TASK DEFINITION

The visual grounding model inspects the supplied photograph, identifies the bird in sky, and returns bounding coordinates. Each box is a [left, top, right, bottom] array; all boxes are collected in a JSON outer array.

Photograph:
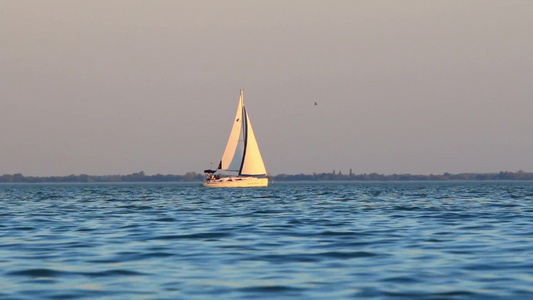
[[314, 102, 318, 106]]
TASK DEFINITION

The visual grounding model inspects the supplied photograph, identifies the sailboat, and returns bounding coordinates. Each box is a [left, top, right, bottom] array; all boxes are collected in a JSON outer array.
[[203, 90, 269, 187]]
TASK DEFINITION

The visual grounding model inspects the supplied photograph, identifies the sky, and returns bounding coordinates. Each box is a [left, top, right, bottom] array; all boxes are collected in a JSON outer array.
[[1, 0, 532, 176]]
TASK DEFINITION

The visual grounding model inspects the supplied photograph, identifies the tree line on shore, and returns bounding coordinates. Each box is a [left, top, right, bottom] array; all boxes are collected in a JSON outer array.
[[274, 170, 533, 181], [0, 171, 202, 183], [1, 170, 532, 183]]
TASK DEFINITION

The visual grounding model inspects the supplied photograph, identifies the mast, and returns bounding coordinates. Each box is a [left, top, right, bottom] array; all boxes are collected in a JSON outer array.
[[238, 106, 248, 175]]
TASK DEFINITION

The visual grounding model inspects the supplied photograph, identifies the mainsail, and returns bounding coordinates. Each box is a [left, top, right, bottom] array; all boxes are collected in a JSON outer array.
[[218, 90, 266, 176]]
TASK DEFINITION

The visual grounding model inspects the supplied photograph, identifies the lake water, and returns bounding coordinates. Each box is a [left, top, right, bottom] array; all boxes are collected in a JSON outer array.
[[1, 182, 532, 299]]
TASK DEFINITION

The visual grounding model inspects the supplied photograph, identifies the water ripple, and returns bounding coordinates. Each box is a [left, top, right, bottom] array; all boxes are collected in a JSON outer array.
[[1, 182, 532, 299]]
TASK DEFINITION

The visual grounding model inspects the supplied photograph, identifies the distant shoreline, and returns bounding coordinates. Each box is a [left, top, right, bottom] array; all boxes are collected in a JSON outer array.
[[1, 171, 532, 183]]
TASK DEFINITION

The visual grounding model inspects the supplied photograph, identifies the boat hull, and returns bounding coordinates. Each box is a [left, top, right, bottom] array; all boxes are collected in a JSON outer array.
[[203, 177, 268, 188]]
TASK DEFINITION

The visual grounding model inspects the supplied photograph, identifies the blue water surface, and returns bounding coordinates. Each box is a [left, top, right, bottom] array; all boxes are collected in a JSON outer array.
[[0, 181, 532, 299]]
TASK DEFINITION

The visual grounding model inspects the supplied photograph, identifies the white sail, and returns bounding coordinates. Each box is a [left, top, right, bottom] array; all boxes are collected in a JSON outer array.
[[240, 108, 267, 176], [219, 92, 244, 171]]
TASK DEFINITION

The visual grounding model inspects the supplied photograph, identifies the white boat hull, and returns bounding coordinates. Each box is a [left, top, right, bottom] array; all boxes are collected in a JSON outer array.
[[203, 177, 268, 188]]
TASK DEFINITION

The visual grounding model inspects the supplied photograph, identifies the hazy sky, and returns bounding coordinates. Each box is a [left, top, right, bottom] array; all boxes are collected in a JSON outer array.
[[1, 0, 532, 176]]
